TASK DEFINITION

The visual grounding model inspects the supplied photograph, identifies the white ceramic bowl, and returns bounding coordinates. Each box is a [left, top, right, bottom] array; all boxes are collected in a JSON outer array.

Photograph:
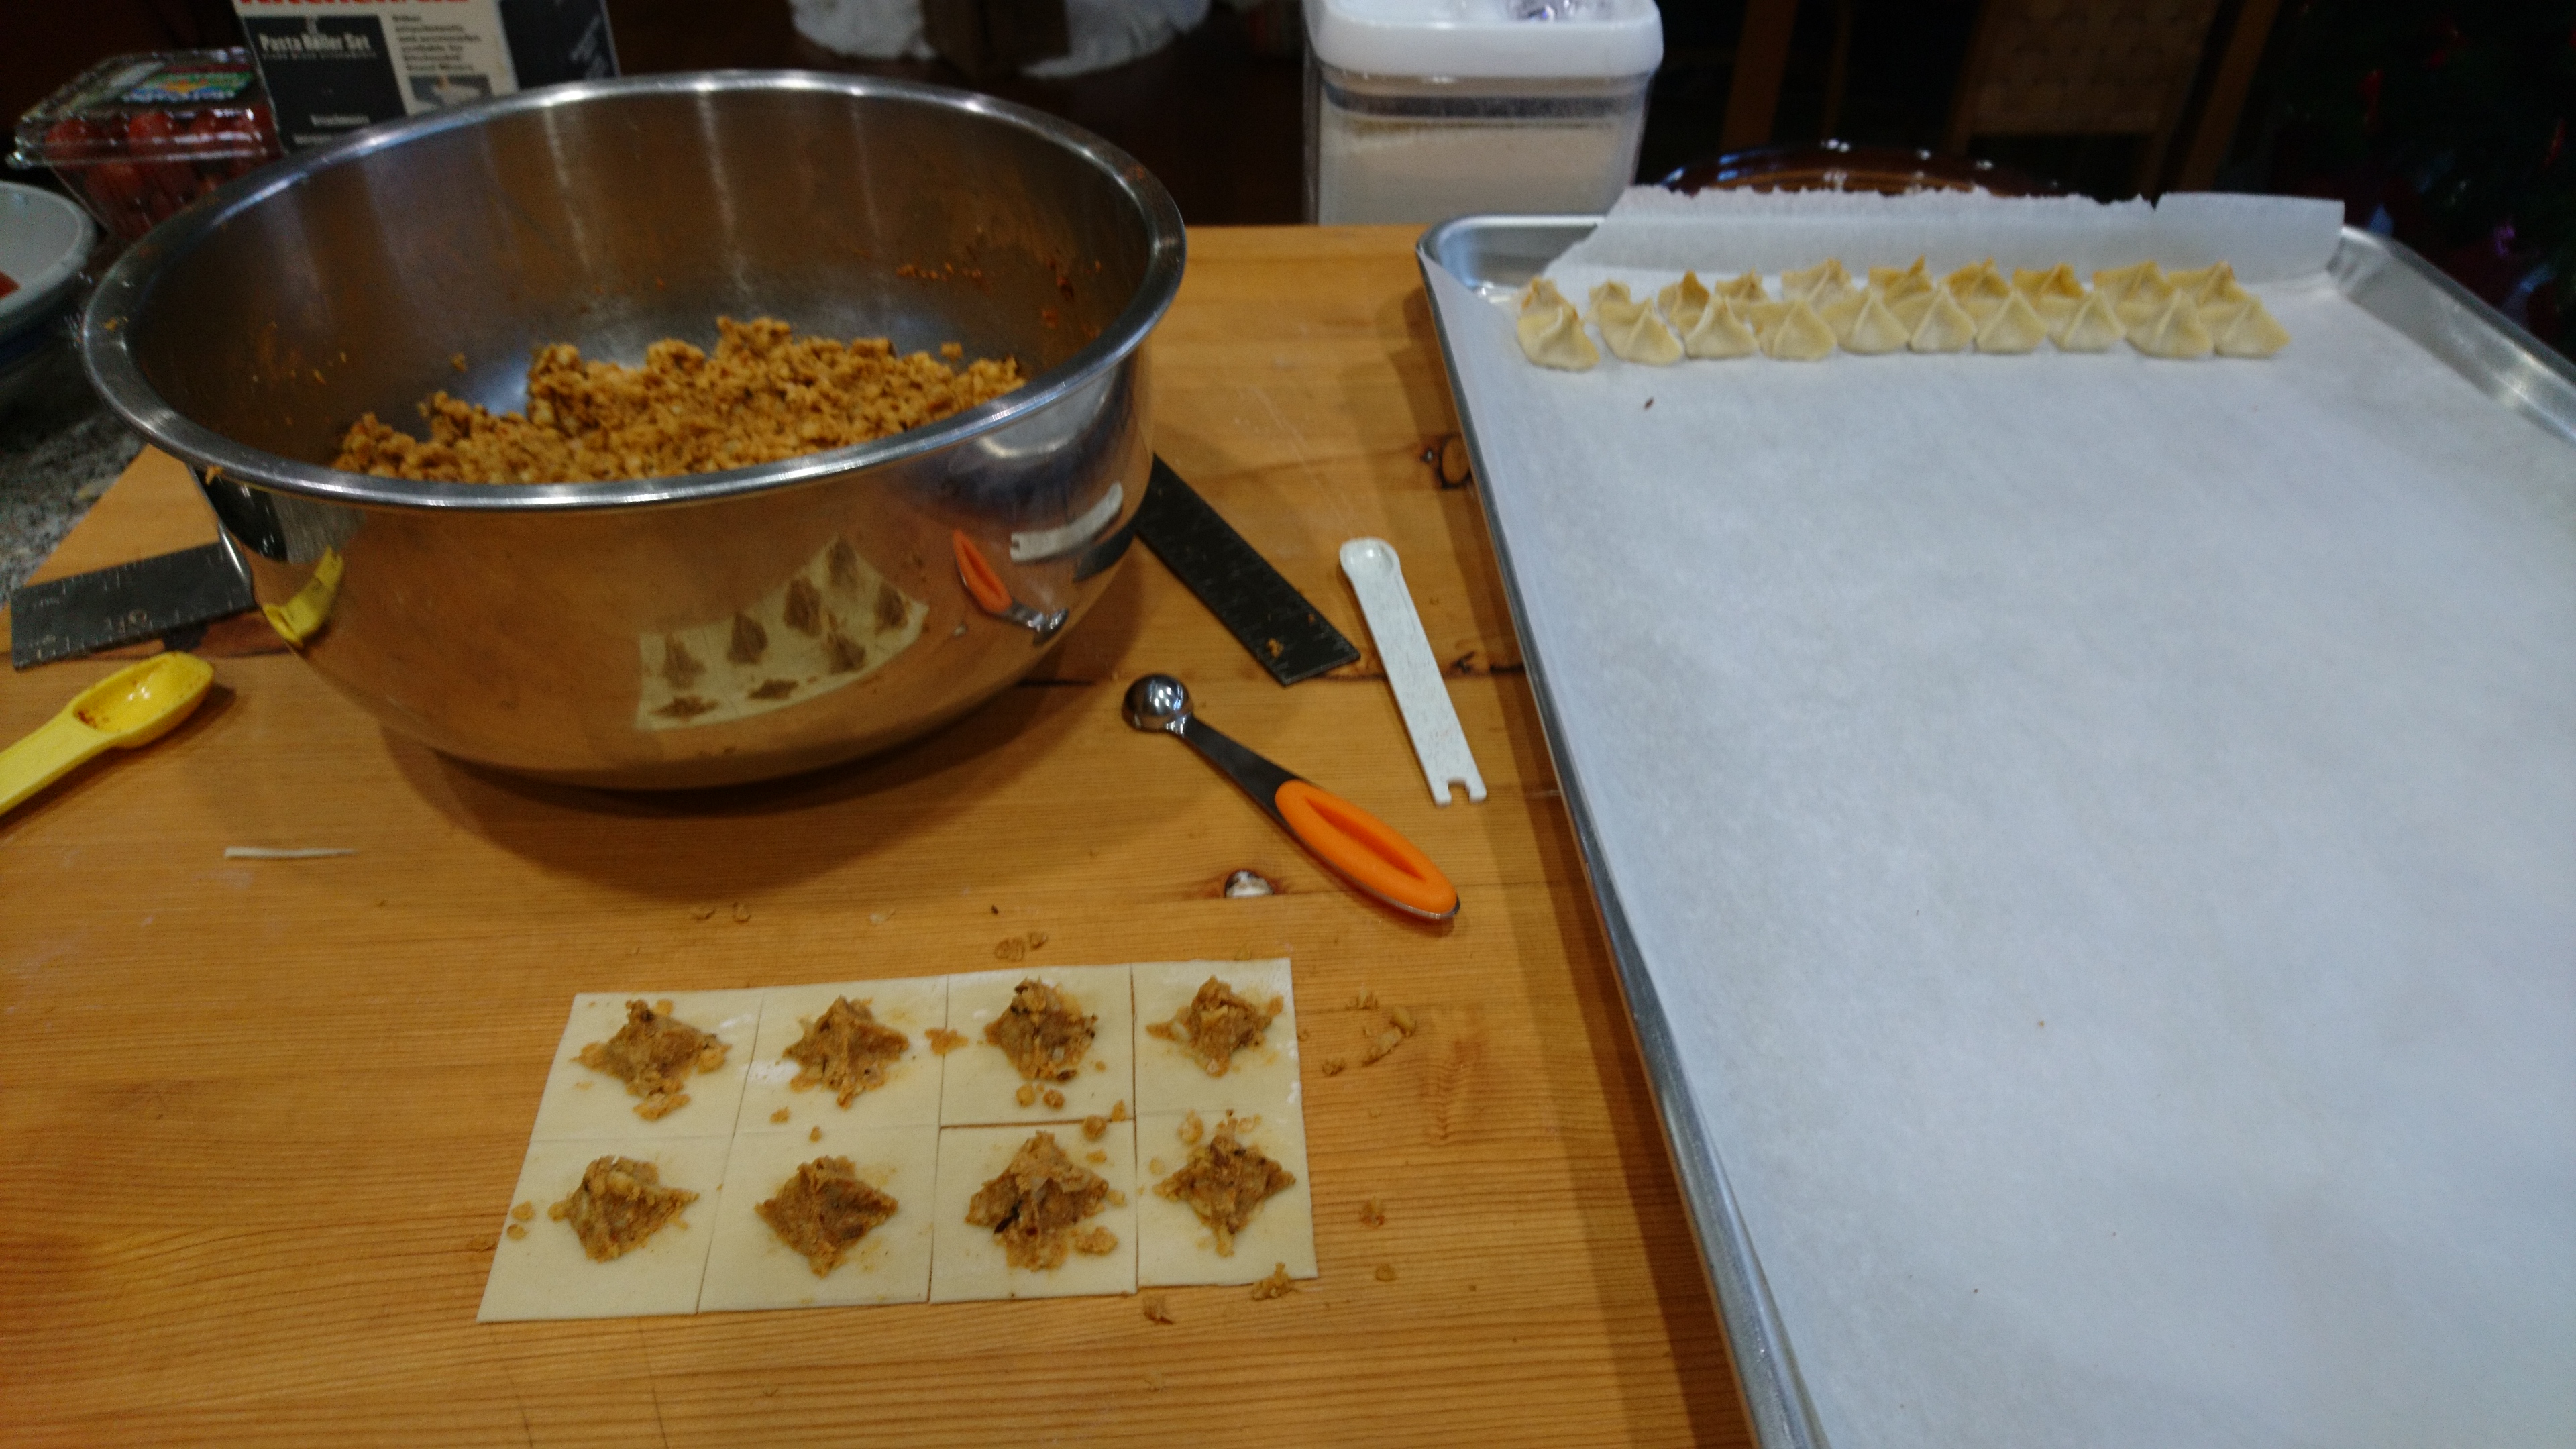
[[0, 181, 97, 412]]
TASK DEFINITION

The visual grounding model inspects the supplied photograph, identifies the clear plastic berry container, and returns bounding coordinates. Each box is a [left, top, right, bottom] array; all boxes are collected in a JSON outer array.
[[11, 49, 282, 244]]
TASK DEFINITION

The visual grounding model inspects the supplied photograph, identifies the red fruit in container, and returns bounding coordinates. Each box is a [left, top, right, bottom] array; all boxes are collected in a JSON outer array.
[[15, 49, 286, 241]]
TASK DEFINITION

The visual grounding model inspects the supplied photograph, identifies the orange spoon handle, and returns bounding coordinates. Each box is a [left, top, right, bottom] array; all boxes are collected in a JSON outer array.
[[1273, 779, 1459, 920]]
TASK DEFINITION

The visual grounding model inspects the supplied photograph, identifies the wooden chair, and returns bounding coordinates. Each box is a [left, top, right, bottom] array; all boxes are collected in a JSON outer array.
[[1942, 0, 2283, 193]]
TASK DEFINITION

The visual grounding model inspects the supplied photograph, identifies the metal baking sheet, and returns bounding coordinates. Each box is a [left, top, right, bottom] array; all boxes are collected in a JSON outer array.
[[1418, 215, 2576, 1449]]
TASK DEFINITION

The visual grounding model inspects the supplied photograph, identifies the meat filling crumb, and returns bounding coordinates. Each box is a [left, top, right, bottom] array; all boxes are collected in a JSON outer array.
[[1250, 1263, 1297, 1300], [965, 1132, 1119, 1271], [1144, 975, 1281, 1077], [1152, 1115, 1297, 1256], [1081, 1115, 1108, 1140], [756, 1155, 898, 1277], [925, 1028, 971, 1055], [548, 1155, 699, 1261], [331, 317, 1024, 484], [983, 980, 1096, 1083], [576, 1000, 729, 1120], [783, 996, 912, 1107]]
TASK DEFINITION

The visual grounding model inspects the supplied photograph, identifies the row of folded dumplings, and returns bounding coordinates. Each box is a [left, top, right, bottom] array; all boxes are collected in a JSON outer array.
[[1517, 256, 2292, 369]]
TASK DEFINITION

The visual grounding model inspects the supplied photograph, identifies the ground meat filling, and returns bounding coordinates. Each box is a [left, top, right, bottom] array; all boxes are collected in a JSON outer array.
[[1145, 976, 1281, 1077], [983, 980, 1096, 1083], [1153, 1116, 1297, 1256], [757, 1156, 898, 1277], [333, 317, 1024, 484], [783, 996, 912, 1108], [964, 1132, 1119, 1271], [549, 1155, 699, 1261], [576, 999, 729, 1120]]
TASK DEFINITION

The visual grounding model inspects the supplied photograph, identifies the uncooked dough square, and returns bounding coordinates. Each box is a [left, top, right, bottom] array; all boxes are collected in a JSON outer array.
[[938, 965, 1134, 1126], [738, 977, 947, 1135], [697, 1126, 938, 1312], [527, 991, 763, 1140], [1135, 1108, 1318, 1287], [1130, 959, 1301, 1117], [477, 1135, 729, 1322], [928, 1120, 1136, 1303]]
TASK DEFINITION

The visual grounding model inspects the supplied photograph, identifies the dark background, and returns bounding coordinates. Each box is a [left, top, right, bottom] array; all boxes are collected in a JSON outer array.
[[7, 0, 2570, 343]]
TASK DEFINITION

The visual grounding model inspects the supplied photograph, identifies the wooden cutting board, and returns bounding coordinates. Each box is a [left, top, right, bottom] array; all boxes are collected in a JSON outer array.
[[0, 227, 1747, 1448]]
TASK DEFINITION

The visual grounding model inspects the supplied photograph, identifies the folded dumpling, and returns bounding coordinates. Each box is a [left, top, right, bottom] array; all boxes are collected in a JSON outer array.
[[1945, 258, 2015, 323], [1975, 290, 2050, 353], [2128, 293, 2213, 358], [2011, 263, 2087, 336], [1658, 270, 1717, 333], [1741, 298, 1795, 341], [1884, 288, 1938, 333], [1869, 256, 1931, 295], [2012, 263, 2086, 301], [1781, 258, 1854, 302], [2211, 297, 2291, 357], [1682, 298, 1760, 359], [1762, 299, 1837, 360], [1519, 277, 1568, 309], [1592, 282, 1684, 366], [1715, 269, 1770, 303], [1516, 294, 1599, 370], [1840, 294, 1914, 355], [2091, 260, 2163, 309], [2055, 288, 2125, 352], [1909, 289, 1978, 352], [2113, 270, 2182, 330], [1814, 288, 1870, 342]]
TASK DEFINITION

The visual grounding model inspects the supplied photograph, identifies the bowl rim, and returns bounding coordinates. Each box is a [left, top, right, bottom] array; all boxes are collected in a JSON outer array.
[[78, 70, 1187, 514]]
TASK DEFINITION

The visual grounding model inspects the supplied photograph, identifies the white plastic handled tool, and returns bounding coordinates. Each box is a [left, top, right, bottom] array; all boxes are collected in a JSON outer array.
[[1339, 537, 1486, 806]]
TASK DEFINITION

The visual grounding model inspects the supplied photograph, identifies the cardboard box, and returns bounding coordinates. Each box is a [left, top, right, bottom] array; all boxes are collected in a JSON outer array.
[[232, 0, 617, 150]]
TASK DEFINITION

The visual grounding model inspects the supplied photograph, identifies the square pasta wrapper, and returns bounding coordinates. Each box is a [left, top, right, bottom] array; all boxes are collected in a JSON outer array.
[[698, 1126, 938, 1312], [1130, 959, 1301, 1117], [738, 977, 947, 1134], [478, 1136, 729, 1322], [527, 991, 764, 1140], [929, 1120, 1136, 1303], [1135, 1108, 1318, 1289], [939, 965, 1134, 1126]]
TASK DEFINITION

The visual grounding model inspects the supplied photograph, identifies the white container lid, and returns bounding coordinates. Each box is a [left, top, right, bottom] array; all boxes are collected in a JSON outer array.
[[1307, 0, 1663, 81]]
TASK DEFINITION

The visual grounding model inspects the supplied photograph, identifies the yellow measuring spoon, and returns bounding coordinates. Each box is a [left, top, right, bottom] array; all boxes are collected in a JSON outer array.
[[0, 653, 215, 818]]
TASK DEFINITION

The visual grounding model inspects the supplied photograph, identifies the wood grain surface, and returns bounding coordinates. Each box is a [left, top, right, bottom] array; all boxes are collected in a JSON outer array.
[[0, 227, 1749, 1448]]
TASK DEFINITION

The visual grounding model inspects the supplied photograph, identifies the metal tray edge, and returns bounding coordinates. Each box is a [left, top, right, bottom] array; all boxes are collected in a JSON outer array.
[[1412, 208, 2574, 1449], [1417, 215, 1833, 1449]]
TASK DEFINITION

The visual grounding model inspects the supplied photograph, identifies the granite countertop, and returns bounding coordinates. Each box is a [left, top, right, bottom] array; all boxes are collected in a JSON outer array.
[[0, 335, 144, 597]]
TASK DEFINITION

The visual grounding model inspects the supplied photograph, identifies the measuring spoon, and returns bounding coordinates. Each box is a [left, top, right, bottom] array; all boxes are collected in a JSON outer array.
[[1123, 673, 1458, 920], [0, 653, 215, 818]]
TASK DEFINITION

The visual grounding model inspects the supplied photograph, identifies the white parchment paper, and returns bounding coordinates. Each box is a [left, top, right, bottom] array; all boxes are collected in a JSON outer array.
[[1427, 194, 2576, 1449]]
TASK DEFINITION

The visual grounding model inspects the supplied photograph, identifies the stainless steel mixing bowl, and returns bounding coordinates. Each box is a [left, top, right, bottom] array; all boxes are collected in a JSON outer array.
[[82, 72, 1183, 788]]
